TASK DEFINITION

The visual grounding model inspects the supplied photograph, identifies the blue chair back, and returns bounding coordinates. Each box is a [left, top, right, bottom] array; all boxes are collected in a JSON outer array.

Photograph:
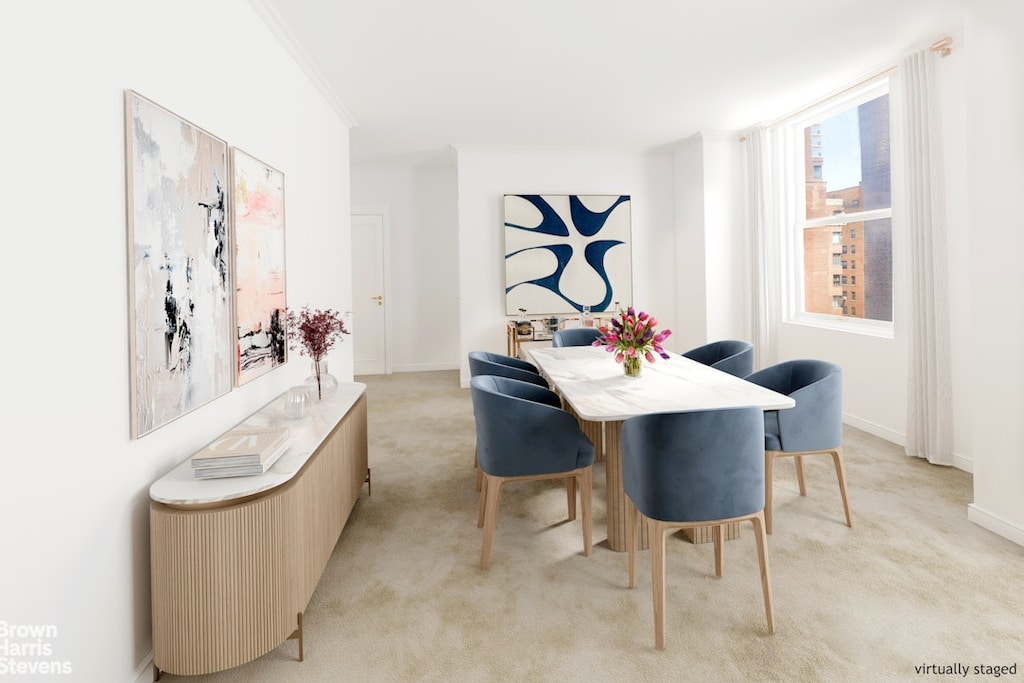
[[621, 407, 765, 523], [552, 327, 603, 348], [468, 351, 547, 387], [470, 375, 594, 477], [682, 340, 754, 378], [745, 359, 842, 452]]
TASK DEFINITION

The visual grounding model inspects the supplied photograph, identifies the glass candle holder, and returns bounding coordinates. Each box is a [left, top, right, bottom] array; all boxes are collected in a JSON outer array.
[[285, 385, 310, 419]]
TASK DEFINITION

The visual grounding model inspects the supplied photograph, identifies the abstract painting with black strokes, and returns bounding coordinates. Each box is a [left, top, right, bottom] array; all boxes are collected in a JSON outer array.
[[231, 147, 287, 386], [503, 194, 632, 316], [125, 90, 233, 438]]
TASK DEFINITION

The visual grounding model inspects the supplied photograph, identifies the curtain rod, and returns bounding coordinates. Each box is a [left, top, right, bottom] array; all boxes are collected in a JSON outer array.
[[931, 36, 953, 58], [740, 35, 953, 139], [760, 63, 896, 130]]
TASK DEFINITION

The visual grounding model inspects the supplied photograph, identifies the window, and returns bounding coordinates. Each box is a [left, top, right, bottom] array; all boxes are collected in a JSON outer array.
[[833, 274, 841, 286], [851, 291, 856, 300], [793, 78, 892, 330]]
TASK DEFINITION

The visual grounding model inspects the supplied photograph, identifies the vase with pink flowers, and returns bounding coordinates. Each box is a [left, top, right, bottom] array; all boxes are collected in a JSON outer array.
[[592, 306, 672, 378]]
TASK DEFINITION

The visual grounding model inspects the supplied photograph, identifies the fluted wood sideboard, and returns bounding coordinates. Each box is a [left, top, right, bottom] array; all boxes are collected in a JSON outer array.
[[149, 384, 369, 679]]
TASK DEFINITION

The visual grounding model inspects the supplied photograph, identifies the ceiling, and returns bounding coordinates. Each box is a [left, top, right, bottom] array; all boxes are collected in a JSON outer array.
[[259, 0, 966, 164]]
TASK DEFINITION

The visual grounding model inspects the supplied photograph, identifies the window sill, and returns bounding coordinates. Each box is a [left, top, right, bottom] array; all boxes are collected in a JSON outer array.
[[784, 313, 894, 339]]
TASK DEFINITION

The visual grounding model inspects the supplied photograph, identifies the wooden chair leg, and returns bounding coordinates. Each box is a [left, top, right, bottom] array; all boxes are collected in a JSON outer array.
[[480, 476, 503, 570], [580, 468, 593, 557], [566, 476, 577, 521], [477, 474, 488, 528], [830, 448, 853, 528], [764, 451, 776, 534], [713, 524, 724, 578], [474, 447, 482, 492], [627, 498, 638, 588], [794, 455, 807, 496], [750, 510, 775, 634], [650, 519, 667, 650]]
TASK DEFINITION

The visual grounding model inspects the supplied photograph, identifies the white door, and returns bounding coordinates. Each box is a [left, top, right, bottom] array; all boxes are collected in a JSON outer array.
[[351, 213, 388, 375]]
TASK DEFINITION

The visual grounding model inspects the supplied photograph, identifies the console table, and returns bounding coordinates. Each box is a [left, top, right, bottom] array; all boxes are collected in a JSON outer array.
[[506, 316, 607, 358], [149, 383, 369, 679]]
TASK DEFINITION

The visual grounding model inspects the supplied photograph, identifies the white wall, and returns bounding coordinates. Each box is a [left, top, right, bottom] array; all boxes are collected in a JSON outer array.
[[351, 151, 461, 372], [0, 1, 352, 680], [965, 0, 1024, 545], [454, 147, 675, 386], [672, 137, 710, 352], [672, 133, 752, 352], [703, 135, 753, 344]]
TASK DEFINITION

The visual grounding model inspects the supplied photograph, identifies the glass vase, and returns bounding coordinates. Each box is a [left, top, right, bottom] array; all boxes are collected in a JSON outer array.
[[623, 355, 642, 378], [305, 360, 339, 400], [284, 385, 310, 419], [581, 305, 593, 327]]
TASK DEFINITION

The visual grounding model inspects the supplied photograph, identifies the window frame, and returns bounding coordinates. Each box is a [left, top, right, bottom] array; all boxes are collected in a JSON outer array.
[[782, 77, 894, 339]]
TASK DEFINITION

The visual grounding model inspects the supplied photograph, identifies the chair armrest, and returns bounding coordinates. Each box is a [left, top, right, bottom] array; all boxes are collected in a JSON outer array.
[[776, 372, 843, 451]]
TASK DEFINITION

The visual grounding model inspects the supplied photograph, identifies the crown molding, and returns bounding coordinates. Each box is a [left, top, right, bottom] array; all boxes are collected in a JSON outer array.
[[247, 0, 357, 128], [450, 143, 652, 157]]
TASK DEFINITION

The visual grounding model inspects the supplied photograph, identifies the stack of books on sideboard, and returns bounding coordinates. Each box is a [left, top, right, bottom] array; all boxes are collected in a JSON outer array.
[[191, 427, 291, 479]]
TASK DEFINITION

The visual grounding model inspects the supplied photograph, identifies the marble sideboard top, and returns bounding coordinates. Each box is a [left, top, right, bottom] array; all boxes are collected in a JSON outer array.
[[527, 346, 794, 421], [149, 382, 367, 507]]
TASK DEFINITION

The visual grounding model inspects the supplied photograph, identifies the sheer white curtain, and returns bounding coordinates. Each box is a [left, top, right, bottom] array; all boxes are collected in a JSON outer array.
[[899, 48, 953, 465], [744, 126, 798, 370]]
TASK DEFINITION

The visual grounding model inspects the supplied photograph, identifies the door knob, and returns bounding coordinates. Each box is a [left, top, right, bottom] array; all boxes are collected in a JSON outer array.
[[372, 295, 383, 306]]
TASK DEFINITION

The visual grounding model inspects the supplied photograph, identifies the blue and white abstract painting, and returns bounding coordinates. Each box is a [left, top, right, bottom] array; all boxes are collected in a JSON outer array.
[[504, 194, 632, 315]]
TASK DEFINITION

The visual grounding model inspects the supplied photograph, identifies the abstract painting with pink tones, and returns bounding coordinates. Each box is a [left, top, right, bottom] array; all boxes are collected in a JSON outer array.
[[230, 147, 287, 385], [125, 90, 233, 439]]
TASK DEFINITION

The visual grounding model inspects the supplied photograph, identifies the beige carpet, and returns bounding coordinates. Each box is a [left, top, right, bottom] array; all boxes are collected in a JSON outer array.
[[162, 370, 1024, 683]]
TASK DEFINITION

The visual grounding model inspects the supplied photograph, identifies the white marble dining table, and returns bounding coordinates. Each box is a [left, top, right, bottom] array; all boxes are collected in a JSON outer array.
[[526, 345, 795, 552]]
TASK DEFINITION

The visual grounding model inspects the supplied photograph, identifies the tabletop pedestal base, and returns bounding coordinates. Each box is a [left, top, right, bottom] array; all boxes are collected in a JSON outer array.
[[604, 420, 648, 551], [681, 523, 741, 544]]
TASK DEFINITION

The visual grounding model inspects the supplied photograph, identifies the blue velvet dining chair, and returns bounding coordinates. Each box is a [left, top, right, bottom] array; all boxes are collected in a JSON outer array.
[[467, 351, 549, 491], [552, 327, 603, 348], [468, 350, 547, 386], [621, 407, 774, 648], [681, 340, 755, 378], [470, 375, 595, 569], [744, 359, 851, 534]]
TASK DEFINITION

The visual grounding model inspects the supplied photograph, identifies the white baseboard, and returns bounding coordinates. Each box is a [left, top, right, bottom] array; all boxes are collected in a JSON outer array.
[[842, 413, 973, 473], [132, 653, 153, 683], [951, 453, 974, 473], [842, 413, 905, 446], [967, 504, 1024, 547], [390, 362, 460, 373]]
